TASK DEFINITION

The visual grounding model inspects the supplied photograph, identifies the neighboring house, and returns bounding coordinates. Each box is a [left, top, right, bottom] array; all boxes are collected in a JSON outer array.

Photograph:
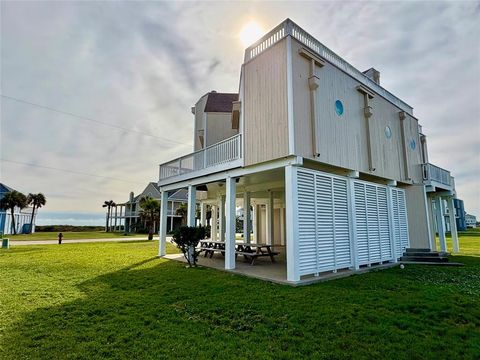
[[0, 183, 35, 235], [156, 19, 459, 283], [465, 214, 477, 228], [107, 182, 187, 233]]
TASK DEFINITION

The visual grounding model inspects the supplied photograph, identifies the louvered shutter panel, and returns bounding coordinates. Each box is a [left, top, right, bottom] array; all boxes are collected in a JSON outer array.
[[297, 170, 317, 275], [390, 188, 409, 257], [354, 182, 370, 266], [316, 175, 335, 272], [377, 187, 392, 261], [333, 178, 351, 268]]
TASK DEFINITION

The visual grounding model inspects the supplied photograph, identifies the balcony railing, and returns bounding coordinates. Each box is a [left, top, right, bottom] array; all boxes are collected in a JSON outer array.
[[159, 134, 242, 180], [244, 19, 413, 115], [422, 163, 452, 187]]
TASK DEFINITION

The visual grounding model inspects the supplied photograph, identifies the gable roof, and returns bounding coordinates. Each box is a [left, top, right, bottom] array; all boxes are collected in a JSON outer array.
[[0, 183, 15, 194], [204, 92, 238, 113]]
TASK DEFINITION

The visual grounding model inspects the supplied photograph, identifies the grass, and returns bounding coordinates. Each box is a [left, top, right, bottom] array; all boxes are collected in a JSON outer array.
[[0, 233, 479, 359], [6, 231, 147, 241]]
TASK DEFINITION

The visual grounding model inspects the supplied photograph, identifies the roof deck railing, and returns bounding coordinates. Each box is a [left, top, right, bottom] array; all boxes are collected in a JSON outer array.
[[244, 19, 413, 115], [159, 134, 242, 181]]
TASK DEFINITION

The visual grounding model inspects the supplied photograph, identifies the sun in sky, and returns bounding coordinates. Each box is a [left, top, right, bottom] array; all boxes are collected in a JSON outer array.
[[239, 21, 264, 48]]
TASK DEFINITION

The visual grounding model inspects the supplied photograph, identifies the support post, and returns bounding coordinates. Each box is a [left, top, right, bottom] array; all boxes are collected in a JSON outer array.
[[225, 177, 236, 270], [200, 202, 207, 226], [435, 197, 447, 252], [219, 196, 226, 242], [252, 203, 258, 243], [447, 197, 459, 253], [211, 205, 217, 241], [267, 191, 274, 245], [187, 185, 196, 227], [243, 192, 251, 243], [428, 197, 437, 251], [285, 165, 300, 282], [159, 191, 168, 257]]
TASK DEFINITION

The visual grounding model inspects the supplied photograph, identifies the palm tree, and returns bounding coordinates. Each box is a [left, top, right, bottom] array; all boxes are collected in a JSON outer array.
[[0, 191, 27, 235], [26, 193, 46, 234], [176, 203, 188, 225], [139, 196, 160, 240], [102, 200, 116, 232]]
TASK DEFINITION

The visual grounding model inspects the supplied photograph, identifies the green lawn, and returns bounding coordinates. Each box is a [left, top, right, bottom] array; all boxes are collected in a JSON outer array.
[[0, 233, 479, 359], [6, 231, 147, 241]]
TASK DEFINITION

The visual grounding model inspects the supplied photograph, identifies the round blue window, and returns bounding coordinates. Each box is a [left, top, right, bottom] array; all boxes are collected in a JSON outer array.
[[385, 126, 392, 139], [410, 139, 416, 150], [335, 100, 344, 116]]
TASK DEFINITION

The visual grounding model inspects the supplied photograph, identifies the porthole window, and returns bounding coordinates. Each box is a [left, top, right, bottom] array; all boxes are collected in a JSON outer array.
[[410, 139, 416, 150], [335, 100, 344, 116], [385, 126, 392, 139]]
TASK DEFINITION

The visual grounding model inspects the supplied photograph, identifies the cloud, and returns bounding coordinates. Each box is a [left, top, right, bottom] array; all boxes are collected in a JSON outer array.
[[1, 1, 479, 217]]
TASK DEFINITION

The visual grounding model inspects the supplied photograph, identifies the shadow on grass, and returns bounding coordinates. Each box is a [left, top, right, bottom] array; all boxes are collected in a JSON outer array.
[[1, 257, 480, 359]]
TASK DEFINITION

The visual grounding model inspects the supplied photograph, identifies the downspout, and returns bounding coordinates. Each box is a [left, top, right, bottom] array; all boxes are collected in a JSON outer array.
[[308, 59, 320, 157]]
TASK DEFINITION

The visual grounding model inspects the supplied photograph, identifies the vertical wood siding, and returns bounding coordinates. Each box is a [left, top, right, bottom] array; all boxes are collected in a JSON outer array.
[[244, 39, 289, 166], [290, 38, 423, 184]]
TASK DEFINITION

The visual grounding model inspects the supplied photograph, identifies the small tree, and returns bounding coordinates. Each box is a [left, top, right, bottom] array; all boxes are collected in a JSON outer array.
[[175, 203, 188, 225], [0, 191, 27, 235], [26, 193, 46, 234], [171, 226, 206, 267], [139, 196, 160, 240]]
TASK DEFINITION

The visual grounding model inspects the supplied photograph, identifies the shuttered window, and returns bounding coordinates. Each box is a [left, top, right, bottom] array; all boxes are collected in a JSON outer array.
[[297, 169, 351, 275], [390, 188, 409, 255], [353, 181, 393, 266]]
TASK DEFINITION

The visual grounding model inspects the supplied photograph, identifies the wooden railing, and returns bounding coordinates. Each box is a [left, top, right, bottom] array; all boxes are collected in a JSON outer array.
[[244, 19, 413, 114], [422, 163, 452, 187], [159, 134, 242, 180]]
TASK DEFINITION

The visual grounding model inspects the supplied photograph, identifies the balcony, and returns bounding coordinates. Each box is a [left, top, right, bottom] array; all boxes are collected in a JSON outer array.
[[422, 163, 454, 191], [159, 134, 242, 183]]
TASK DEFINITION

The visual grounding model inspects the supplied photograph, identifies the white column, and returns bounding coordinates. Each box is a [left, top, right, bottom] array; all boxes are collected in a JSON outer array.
[[225, 177, 236, 270], [200, 202, 207, 226], [159, 191, 168, 257], [285, 165, 300, 282], [266, 191, 274, 245], [428, 197, 437, 251], [219, 195, 226, 242], [243, 192, 251, 243], [435, 197, 447, 252], [211, 205, 217, 241], [252, 203, 258, 244], [114, 206, 118, 231], [280, 206, 285, 246], [187, 185, 196, 227], [170, 201, 174, 232], [447, 197, 459, 253]]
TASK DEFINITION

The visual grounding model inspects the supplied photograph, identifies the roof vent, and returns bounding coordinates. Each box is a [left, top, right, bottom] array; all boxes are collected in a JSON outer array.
[[362, 68, 380, 85]]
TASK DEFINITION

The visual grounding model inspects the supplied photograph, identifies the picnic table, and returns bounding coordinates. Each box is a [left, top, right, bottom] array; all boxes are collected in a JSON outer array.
[[199, 240, 279, 265]]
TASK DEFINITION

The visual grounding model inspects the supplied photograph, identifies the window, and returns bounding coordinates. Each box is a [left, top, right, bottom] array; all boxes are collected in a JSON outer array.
[[335, 100, 344, 116], [384, 126, 392, 139], [410, 139, 416, 150]]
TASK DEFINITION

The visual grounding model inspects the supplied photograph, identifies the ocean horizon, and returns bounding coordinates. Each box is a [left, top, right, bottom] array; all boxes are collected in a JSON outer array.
[[35, 211, 106, 226]]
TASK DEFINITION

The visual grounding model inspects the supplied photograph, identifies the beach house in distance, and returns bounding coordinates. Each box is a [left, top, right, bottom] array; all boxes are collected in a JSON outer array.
[[157, 19, 460, 283], [0, 183, 36, 235]]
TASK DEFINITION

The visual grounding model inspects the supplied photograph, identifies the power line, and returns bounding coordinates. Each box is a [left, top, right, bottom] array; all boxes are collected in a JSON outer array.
[[0, 94, 191, 146], [1, 158, 145, 185]]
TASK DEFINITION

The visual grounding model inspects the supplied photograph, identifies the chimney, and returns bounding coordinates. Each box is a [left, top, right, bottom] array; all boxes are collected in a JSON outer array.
[[363, 68, 380, 85]]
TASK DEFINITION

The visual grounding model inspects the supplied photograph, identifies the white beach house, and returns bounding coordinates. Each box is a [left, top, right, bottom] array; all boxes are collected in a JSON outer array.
[[157, 19, 459, 283]]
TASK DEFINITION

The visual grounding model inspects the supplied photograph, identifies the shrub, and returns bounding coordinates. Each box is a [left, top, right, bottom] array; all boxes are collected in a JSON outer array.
[[171, 226, 206, 267]]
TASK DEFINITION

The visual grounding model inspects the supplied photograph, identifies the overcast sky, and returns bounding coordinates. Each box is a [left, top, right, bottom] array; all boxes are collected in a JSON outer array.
[[1, 1, 479, 219]]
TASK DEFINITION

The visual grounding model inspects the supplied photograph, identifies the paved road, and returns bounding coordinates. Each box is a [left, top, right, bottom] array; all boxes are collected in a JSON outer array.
[[9, 237, 160, 246]]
